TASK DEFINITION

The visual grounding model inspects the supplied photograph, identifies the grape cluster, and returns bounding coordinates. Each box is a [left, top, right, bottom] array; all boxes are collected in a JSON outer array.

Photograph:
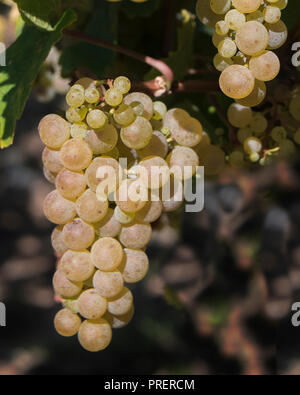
[[39, 76, 204, 352], [196, 0, 288, 105], [227, 84, 300, 165]]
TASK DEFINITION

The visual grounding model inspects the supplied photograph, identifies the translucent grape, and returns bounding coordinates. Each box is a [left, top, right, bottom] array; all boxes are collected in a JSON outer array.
[[114, 206, 135, 225], [104, 306, 134, 329], [71, 122, 87, 139], [76, 189, 108, 223], [227, 103, 253, 128], [243, 136, 262, 154], [91, 237, 124, 272], [137, 156, 170, 189], [54, 308, 81, 337], [85, 157, 122, 194], [105, 88, 123, 107], [213, 53, 234, 71], [86, 109, 107, 130], [55, 169, 86, 200], [60, 138, 93, 171], [61, 250, 95, 282], [168, 146, 199, 180], [113, 104, 136, 127], [196, 0, 221, 28], [42, 147, 63, 174], [218, 38, 237, 58], [232, 0, 261, 13], [77, 289, 107, 320], [115, 179, 148, 214], [94, 208, 121, 238], [62, 218, 95, 251], [121, 248, 149, 283], [119, 222, 152, 249], [224, 9, 246, 30], [153, 101, 167, 120], [120, 116, 153, 149], [161, 176, 184, 212], [137, 131, 168, 159], [249, 51, 280, 81], [265, 20, 287, 50], [78, 319, 112, 352], [93, 270, 124, 298], [84, 124, 118, 154], [66, 85, 85, 107], [84, 86, 100, 104], [237, 79, 266, 107], [51, 225, 68, 256], [263, 6, 281, 24], [210, 0, 231, 14], [53, 269, 83, 298], [219, 65, 255, 99], [113, 76, 131, 94], [235, 21, 269, 56], [66, 106, 87, 123], [107, 287, 133, 316], [43, 189, 76, 225], [123, 92, 153, 120], [38, 114, 70, 149], [135, 198, 163, 223]]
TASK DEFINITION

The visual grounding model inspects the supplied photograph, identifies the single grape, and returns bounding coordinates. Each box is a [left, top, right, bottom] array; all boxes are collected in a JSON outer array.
[[227, 103, 253, 128], [66, 85, 85, 107], [119, 222, 152, 249], [77, 289, 107, 320], [55, 169, 86, 200], [121, 248, 149, 283], [85, 156, 122, 194], [104, 306, 134, 329], [60, 138, 93, 171], [115, 179, 148, 214], [54, 308, 81, 337], [86, 109, 107, 130], [53, 269, 83, 298], [85, 124, 118, 154], [61, 249, 95, 282], [94, 208, 121, 238], [113, 104, 136, 127], [235, 21, 269, 56], [105, 88, 123, 107], [137, 156, 170, 189], [43, 189, 76, 225], [42, 147, 63, 174], [219, 65, 255, 99], [249, 51, 280, 81], [113, 76, 131, 94], [91, 237, 124, 272], [123, 92, 153, 120], [76, 189, 108, 223], [62, 218, 95, 251], [93, 270, 124, 298], [51, 225, 68, 256], [243, 136, 262, 154], [107, 287, 133, 316], [232, 0, 261, 13], [120, 116, 153, 149], [137, 131, 169, 159], [38, 114, 70, 149], [135, 198, 163, 223], [168, 146, 199, 180], [78, 319, 112, 352]]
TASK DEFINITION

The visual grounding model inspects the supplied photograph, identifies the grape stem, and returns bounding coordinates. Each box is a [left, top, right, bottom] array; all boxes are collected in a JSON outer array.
[[63, 30, 174, 84]]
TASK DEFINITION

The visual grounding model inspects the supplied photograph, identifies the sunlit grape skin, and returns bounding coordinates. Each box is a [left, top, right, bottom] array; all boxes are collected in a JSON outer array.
[[219, 65, 255, 99]]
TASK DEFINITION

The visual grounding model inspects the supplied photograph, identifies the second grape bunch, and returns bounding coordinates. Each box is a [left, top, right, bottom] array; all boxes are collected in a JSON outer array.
[[39, 76, 213, 352]]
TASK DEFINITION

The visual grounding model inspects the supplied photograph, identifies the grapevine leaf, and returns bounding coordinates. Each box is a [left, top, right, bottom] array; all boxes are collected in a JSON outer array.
[[14, 0, 63, 31], [120, 0, 161, 18], [145, 10, 196, 81], [0, 9, 76, 148], [59, 0, 118, 78]]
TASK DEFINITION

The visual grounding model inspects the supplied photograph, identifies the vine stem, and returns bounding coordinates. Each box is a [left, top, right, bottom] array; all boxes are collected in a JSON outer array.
[[63, 30, 174, 84]]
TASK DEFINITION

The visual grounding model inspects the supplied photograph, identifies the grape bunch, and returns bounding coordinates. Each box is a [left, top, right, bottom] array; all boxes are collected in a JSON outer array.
[[227, 84, 300, 165], [196, 0, 288, 106], [39, 76, 204, 352]]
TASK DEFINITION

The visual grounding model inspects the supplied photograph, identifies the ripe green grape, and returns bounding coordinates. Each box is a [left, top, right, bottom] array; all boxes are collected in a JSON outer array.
[[218, 38, 237, 58], [51, 225, 68, 256], [93, 270, 124, 298], [237, 127, 252, 143], [105, 88, 123, 107], [76, 189, 108, 223], [62, 218, 95, 251], [115, 179, 148, 214], [121, 248, 149, 283], [168, 146, 199, 180], [161, 176, 184, 212], [113, 104, 136, 127], [114, 206, 135, 225], [120, 116, 153, 149], [43, 189, 76, 225], [263, 6, 281, 24], [224, 9, 246, 30], [54, 308, 81, 337], [66, 84, 85, 107], [113, 76, 131, 94], [94, 208, 121, 238], [78, 318, 112, 352], [232, 0, 261, 13], [249, 51, 280, 81], [265, 20, 287, 50], [71, 122, 87, 139], [55, 169, 86, 200], [107, 287, 133, 316], [85, 124, 118, 154], [91, 237, 124, 272], [66, 106, 87, 123], [219, 65, 255, 99], [213, 53, 234, 71], [235, 21, 269, 56], [77, 289, 107, 320], [210, 0, 231, 15], [137, 156, 170, 190], [104, 306, 134, 329], [85, 156, 122, 194], [135, 198, 163, 223], [227, 103, 253, 128], [86, 109, 107, 130], [153, 101, 167, 120], [123, 92, 153, 120], [42, 147, 63, 174], [38, 114, 70, 149], [215, 20, 230, 35], [137, 131, 168, 159], [61, 249, 95, 282], [60, 138, 93, 171], [84, 85, 100, 104], [237, 79, 266, 107], [53, 269, 83, 298], [119, 222, 152, 249]]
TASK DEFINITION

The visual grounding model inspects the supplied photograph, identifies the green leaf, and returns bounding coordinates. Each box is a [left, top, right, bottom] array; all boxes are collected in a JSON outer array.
[[0, 9, 76, 148], [59, 0, 118, 78], [14, 0, 64, 31], [120, 0, 161, 18], [145, 9, 196, 81]]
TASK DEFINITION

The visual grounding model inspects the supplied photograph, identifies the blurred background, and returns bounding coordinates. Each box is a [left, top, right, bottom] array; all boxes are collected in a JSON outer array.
[[0, 0, 300, 375]]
